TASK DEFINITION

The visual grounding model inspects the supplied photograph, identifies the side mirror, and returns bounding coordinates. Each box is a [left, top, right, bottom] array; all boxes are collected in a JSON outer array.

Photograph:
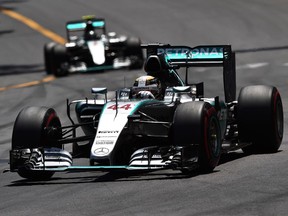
[[91, 87, 107, 102]]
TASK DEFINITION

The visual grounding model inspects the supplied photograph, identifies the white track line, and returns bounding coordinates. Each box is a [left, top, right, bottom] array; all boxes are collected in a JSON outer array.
[[236, 62, 269, 70]]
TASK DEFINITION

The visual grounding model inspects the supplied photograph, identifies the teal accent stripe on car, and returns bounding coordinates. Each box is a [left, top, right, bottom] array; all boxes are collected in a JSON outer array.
[[162, 46, 224, 60], [79, 65, 115, 72], [189, 47, 224, 59], [67, 21, 105, 30], [67, 22, 86, 30], [45, 165, 163, 171], [92, 21, 105, 27], [169, 69, 185, 86]]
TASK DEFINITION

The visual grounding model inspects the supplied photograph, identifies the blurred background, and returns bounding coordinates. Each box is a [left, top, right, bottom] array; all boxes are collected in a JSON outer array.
[[0, 1, 288, 215]]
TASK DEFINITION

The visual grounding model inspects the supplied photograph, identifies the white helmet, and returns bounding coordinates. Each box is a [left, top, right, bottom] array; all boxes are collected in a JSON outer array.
[[132, 75, 161, 99]]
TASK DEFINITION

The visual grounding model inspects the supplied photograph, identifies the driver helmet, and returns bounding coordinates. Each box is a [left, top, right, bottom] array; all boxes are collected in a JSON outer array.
[[132, 75, 162, 99]]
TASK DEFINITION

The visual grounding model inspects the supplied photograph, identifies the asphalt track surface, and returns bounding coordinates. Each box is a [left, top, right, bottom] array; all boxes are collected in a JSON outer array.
[[1, 1, 288, 215]]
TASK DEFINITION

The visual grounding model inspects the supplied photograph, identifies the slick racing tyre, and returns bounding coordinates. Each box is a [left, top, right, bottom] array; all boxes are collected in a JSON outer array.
[[173, 102, 221, 173], [12, 107, 62, 180], [44, 42, 56, 75], [125, 37, 144, 69], [238, 85, 283, 154], [52, 44, 69, 77]]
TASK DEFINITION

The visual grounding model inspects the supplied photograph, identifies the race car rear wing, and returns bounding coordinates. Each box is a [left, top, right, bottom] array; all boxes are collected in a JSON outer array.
[[66, 18, 106, 31], [65, 17, 106, 41], [142, 44, 236, 103]]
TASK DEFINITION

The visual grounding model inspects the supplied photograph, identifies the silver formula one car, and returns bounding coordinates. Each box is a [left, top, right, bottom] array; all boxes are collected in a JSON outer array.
[[9, 44, 283, 180], [44, 16, 144, 77]]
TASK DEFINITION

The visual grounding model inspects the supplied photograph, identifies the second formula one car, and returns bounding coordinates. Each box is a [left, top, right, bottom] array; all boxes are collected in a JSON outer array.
[[9, 44, 283, 180], [44, 16, 144, 76]]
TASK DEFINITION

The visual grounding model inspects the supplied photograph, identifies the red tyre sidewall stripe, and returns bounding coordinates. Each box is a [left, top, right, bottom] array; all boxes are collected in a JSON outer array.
[[273, 90, 282, 142], [45, 112, 56, 127], [203, 107, 215, 162]]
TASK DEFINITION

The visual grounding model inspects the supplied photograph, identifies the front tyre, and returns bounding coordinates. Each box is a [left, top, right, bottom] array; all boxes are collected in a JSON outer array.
[[238, 85, 283, 154], [12, 106, 62, 180], [44, 42, 56, 74], [173, 102, 222, 173], [52, 44, 69, 77]]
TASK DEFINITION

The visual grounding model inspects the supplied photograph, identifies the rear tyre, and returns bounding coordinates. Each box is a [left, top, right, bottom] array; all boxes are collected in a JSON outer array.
[[238, 85, 283, 154], [173, 102, 222, 173], [52, 44, 69, 77], [44, 42, 56, 74], [125, 37, 144, 69], [12, 107, 62, 180]]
